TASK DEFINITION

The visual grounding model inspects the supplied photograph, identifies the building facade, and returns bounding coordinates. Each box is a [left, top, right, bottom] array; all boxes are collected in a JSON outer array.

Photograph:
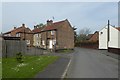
[[33, 19, 75, 51], [99, 25, 120, 54], [3, 24, 33, 47]]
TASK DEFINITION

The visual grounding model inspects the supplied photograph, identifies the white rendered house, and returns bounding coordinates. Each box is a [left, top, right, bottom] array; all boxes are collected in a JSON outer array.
[[99, 24, 120, 54]]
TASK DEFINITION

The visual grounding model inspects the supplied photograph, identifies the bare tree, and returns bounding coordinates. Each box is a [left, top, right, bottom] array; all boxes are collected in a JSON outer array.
[[78, 27, 91, 41], [79, 27, 91, 35]]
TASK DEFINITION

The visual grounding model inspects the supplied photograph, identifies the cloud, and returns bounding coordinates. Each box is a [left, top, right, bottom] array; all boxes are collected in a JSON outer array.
[[2, 2, 118, 34]]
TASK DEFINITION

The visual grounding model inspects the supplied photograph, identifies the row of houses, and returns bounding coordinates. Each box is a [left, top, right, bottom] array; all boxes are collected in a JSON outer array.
[[1, 19, 120, 54], [2, 19, 75, 51]]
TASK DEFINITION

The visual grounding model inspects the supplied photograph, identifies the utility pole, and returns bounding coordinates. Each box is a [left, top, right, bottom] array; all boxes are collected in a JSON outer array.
[[107, 20, 110, 49]]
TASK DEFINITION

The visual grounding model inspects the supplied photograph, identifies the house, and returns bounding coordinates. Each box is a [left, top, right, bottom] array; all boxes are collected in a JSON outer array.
[[32, 27, 43, 47], [99, 24, 120, 54], [3, 24, 33, 47], [33, 19, 75, 51], [86, 34, 93, 40], [88, 31, 99, 42]]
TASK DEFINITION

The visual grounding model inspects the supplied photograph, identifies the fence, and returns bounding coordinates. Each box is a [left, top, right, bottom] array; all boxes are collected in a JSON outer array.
[[0, 40, 2, 57], [25, 47, 44, 56], [2, 40, 44, 58], [76, 41, 99, 49], [2, 40, 26, 58]]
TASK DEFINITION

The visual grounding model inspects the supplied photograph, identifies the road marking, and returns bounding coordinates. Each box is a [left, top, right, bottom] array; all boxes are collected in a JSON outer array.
[[61, 58, 72, 79]]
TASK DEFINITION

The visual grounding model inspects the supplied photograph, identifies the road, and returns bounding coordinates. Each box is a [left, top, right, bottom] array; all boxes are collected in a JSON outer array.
[[67, 48, 118, 78]]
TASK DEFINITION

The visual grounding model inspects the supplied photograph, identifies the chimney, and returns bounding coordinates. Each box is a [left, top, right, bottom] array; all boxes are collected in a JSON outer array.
[[22, 23, 25, 27], [34, 26, 37, 29], [47, 20, 53, 25], [14, 27, 17, 29]]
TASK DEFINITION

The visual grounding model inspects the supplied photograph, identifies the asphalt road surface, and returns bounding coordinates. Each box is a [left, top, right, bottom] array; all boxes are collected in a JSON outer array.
[[67, 48, 118, 78]]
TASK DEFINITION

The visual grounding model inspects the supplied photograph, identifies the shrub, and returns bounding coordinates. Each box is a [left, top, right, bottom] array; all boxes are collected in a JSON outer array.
[[16, 52, 24, 63]]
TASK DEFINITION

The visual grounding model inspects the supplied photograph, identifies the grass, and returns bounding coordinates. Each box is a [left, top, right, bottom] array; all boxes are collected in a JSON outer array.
[[2, 55, 59, 78], [0, 58, 2, 79]]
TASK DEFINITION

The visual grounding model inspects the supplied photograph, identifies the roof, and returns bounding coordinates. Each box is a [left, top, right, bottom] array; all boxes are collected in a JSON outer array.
[[87, 34, 93, 39], [2, 36, 21, 40], [3, 24, 32, 34], [4, 26, 25, 34], [116, 27, 120, 31], [17, 28, 33, 34], [32, 27, 43, 33], [41, 20, 66, 31], [87, 31, 99, 40]]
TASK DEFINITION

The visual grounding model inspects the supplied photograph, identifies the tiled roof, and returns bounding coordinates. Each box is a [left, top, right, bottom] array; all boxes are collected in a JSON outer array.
[[42, 20, 65, 31], [32, 28, 42, 33], [3, 25, 26, 34], [87, 34, 93, 39], [18, 28, 33, 34], [116, 27, 120, 31], [4, 26, 24, 34]]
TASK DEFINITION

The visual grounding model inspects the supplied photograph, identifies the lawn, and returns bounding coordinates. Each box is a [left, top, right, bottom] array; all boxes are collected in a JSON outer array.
[[2, 55, 59, 78], [0, 58, 2, 79]]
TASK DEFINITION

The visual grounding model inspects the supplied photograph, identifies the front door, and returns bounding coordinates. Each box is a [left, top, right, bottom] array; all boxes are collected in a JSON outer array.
[[49, 40, 53, 49]]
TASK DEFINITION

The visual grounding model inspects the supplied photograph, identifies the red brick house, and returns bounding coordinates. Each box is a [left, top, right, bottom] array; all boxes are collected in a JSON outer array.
[[3, 24, 33, 47], [88, 31, 99, 42], [33, 19, 75, 51]]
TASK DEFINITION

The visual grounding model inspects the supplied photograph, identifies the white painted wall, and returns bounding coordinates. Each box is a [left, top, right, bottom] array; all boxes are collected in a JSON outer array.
[[33, 33, 41, 47], [108, 26, 119, 48], [99, 25, 120, 49], [99, 26, 108, 49], [118, 31, 120, 48]]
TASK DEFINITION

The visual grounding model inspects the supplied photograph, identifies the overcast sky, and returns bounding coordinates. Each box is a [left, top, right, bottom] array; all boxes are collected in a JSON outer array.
[[1, 2, 118, 34]]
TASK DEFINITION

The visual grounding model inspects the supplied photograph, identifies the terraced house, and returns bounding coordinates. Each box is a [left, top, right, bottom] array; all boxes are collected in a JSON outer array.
[[33, 19, 75, 51], [3, 24, 33, 47]]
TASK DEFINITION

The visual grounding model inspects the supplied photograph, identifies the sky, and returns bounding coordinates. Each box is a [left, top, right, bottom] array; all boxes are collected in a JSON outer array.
[[1, 1, 119, 34]]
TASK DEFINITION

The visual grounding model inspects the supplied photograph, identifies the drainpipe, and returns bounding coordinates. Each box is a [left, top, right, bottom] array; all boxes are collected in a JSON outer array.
[[46, 32, 47, 49], [107, 20, 110, 50]]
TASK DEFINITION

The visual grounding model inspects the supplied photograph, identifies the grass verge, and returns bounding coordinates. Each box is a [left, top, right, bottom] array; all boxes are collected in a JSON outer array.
[[2, 55, 59, 78], [0, 58, 2, 79]]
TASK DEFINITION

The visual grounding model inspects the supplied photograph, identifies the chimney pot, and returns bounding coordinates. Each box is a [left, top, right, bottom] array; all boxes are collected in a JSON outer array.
[[47, 20, 53, 25], [14, 27, 16, 29], [22, 23, 25, 27]]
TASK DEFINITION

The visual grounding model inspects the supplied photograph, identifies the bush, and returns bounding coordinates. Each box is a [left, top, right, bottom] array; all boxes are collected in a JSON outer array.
[[16, 52, 24, 63]]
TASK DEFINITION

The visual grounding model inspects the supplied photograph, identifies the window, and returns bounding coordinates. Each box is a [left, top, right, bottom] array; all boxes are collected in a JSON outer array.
[[37, 34, 39, 37], [101, 32, 103, 34], [26, 40, 30, 45], [4, 34, 11, 36], [51, 31, 55, 35], [52, 39, 56, 45], [16, 33, 20, 37], [39, 34, 41, 38], [42, 40, 45, 45]]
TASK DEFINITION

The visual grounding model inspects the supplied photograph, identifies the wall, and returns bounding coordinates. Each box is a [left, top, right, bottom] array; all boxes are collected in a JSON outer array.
[[2, 40, 26, 57], [89, 32, 99, 42], [57, 21, 74, 50], [108, 26, 119, 48], [99, 26, 108, 49], [118, 30, 120, 48], [33, 33, 41, 47]]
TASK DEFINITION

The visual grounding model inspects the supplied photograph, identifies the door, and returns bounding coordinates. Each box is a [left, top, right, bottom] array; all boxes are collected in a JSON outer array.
[[49, 40, 53, 49]]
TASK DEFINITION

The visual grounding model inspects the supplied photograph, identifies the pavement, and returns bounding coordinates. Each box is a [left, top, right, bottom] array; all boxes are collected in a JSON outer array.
[[66, 47, 118, 78]]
